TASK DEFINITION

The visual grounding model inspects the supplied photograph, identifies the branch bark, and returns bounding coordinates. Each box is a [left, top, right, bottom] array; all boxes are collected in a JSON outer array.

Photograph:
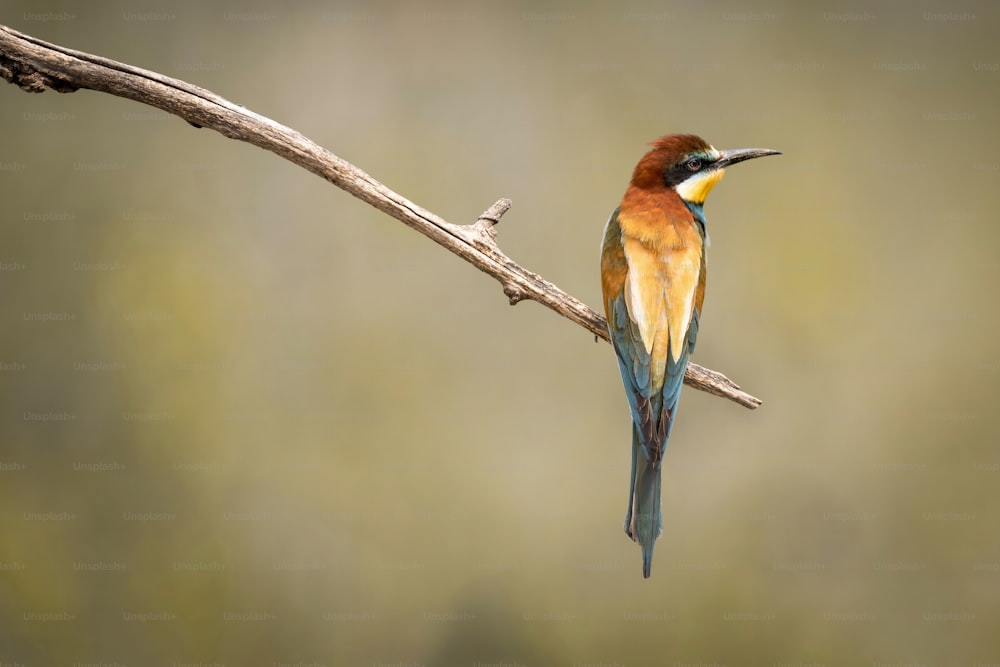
[[0, 24, 761, 410]]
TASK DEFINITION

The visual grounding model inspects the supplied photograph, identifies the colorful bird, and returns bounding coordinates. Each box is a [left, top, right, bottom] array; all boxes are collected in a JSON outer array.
[[600, 134, 779, 578]]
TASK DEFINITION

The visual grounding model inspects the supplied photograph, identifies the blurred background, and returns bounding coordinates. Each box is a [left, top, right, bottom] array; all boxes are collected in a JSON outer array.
[[2, 0, 998, 664]]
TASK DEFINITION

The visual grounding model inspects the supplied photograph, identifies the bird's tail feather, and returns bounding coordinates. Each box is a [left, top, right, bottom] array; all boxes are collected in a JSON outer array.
[[626, 427, 663, 578]]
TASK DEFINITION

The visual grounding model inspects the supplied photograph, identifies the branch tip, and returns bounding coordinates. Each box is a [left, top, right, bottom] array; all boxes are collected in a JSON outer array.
[[471, 198, 511, 247], [477, 197, 512, 225]]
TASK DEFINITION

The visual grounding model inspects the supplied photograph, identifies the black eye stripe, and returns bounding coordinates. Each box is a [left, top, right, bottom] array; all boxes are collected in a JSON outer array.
[[662, 155, 714, 187]]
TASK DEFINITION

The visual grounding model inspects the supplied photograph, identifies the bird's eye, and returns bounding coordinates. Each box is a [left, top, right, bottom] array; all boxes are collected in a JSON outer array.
[[685, 158, 702, 172]]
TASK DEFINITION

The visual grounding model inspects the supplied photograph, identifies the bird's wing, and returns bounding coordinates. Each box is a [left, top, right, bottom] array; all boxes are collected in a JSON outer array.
[[603, 208, 704, 455], [602, 209, 657, 446]]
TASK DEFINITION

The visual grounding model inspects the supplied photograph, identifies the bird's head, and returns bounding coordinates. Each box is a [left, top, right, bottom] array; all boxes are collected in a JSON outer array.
[[630, 134, 781, 205]]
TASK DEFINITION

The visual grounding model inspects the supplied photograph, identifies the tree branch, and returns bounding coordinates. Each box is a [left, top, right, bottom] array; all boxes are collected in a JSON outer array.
[[0, 24, 761, 410]]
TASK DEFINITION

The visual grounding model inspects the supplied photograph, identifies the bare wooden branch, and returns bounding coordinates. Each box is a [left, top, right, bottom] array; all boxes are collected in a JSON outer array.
[[0, 24, 762, 409]]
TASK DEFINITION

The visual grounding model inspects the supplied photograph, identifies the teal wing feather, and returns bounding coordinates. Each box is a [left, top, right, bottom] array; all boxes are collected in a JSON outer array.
[[658, 306, 699, 443], [609, 291, 658, 446]]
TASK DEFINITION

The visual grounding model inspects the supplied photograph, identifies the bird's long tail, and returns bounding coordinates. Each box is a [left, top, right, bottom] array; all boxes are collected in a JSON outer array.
[[625, 425, 663, 578]]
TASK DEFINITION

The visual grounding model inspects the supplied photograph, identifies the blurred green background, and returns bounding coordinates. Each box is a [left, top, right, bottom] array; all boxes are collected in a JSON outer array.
[[2, 1, 999, 664]]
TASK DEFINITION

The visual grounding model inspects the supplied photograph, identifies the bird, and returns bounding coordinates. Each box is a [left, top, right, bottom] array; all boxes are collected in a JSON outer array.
[[600, 134, 779, 578]]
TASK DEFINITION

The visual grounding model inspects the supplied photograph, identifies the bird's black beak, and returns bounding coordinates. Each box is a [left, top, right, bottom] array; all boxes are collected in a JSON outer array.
[[715, 147, 781, 169]]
